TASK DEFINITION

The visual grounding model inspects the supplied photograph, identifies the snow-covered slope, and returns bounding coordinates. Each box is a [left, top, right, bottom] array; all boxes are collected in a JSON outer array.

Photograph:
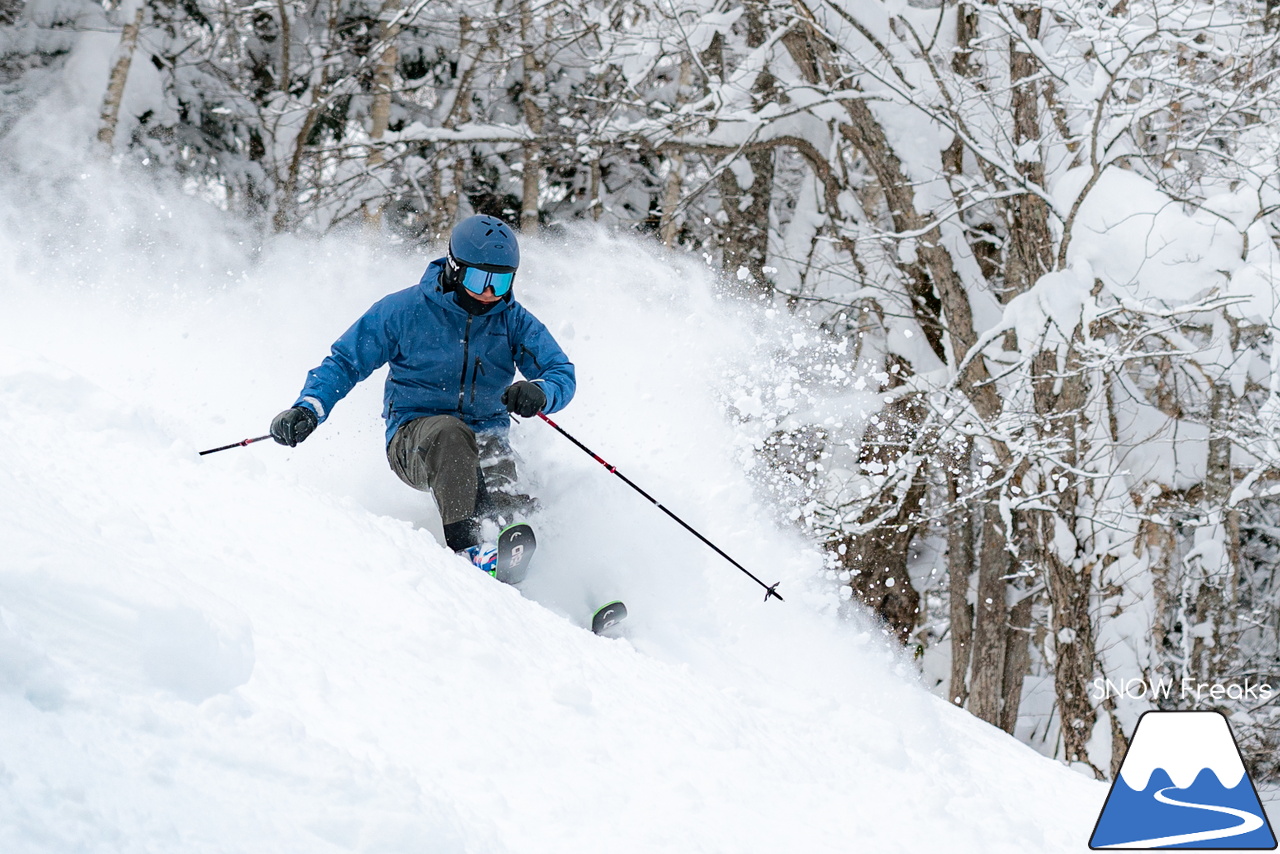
[[0, 123, 1107, 852]]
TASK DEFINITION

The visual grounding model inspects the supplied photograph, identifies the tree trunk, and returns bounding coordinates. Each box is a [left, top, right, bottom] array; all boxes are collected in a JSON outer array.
[[364, 0, 402, 228], [1002, 6, 1054, 301], [274, 0, 339, 233], [660, 151, 685, 247], [1041, 505, 1100, 775], [275, 0, 291, 95], [274, 92, 324, 232], [97, 3, 146, 148], [836, 481, 925, 643], [367, 0, 400, 162], [836, 392, 927, 643], [947, 453, 975, 707], [1029, 345, 1103, 776], [1001, 592, 1034, 734], [519, 0, 543, 233], [1193, 315, 1242, 683], [715, 151, 775, 296], [589, 157, 602, 222], [659, 59, 691, 247], [422, 13, 479, 237], [968, 499, 1011, 726], [715, 0, 776, 297]]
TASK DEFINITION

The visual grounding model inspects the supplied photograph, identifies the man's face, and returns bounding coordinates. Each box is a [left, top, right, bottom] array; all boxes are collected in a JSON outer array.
[[470, 286, 502, 304]]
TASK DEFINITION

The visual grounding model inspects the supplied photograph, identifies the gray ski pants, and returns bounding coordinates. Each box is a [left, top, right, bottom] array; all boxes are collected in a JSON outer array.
[[386, 415, 527, 525]]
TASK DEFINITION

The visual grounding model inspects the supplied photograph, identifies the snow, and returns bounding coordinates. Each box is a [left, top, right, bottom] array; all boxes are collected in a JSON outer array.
[[0, 123, 1110, 851], [1057, 167, 1247, 308], [683, 8, 744, 55], [984, 266, 1092, 368]]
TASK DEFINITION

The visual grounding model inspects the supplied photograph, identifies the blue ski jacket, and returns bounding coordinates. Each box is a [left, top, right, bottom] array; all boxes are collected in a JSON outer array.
[[293, 259, 576, 444]]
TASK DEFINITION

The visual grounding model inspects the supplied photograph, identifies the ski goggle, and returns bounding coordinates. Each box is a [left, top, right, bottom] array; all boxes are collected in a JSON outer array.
[[459, 265, 515, 297]]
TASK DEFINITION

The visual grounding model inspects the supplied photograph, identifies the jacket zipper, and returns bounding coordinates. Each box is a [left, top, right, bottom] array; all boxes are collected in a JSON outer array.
[[469, 357, 485, 404], [457, 315, 474, 412], [520, 344, 543, 373]]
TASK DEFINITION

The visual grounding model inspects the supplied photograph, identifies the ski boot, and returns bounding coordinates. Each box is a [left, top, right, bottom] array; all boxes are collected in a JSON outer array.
[[458, 542, 499, 576]]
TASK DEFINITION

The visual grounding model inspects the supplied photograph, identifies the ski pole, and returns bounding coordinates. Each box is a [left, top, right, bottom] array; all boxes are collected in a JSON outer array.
[[198, 435, 273, 456], [536, 412, 783, 602]]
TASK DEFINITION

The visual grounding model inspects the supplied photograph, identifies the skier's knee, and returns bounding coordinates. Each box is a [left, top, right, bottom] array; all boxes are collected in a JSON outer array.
[[433, 415, 476, 444]]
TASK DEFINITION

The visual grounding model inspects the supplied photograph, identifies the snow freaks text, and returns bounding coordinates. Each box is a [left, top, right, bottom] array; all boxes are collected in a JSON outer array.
[[1090, 677, 1275, 703]]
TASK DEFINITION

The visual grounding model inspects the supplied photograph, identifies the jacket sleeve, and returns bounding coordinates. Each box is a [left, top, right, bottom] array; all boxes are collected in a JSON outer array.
[[294, 297, 396, 423], [512, 308, 576, 414]]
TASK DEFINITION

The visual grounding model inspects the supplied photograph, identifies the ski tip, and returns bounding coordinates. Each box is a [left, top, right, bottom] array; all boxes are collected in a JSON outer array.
[[591, 601, 628, 635]]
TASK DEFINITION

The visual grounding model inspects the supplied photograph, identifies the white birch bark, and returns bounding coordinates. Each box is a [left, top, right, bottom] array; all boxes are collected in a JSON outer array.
[[518, 0, 543, 233], [363, 0, 402, 228], [97, 2, 146, 148]]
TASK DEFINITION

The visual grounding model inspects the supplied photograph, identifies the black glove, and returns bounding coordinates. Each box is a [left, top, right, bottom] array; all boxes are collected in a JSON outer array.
[[270, 405, 318, 447], [502, 381, 547, 417]]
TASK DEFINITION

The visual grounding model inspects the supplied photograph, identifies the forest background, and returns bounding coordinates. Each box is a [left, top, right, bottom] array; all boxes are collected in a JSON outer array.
[[3, 0, 1280, 780]]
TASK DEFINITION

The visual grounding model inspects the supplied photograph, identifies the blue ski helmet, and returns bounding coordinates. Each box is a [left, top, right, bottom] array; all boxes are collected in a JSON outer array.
[[449, 215, 519, 271], [446, 215, 520, 298]]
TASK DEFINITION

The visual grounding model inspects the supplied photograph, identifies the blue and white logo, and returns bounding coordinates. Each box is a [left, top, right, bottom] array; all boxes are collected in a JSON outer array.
[[1090, 710, 1276, 849]]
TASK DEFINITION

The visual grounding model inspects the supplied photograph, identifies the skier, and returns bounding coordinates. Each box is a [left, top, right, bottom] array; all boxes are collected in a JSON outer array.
[[268, 215, 575, 574]]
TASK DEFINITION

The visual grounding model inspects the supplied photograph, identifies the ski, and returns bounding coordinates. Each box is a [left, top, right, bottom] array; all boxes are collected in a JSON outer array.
[[494, 522, 535, 585], [493, 523, 626, 634], [591, 600, 627, 635]]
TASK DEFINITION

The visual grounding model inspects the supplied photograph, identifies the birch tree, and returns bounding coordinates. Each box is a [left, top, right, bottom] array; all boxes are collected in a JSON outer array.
[[97, 0, 146, 147]]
